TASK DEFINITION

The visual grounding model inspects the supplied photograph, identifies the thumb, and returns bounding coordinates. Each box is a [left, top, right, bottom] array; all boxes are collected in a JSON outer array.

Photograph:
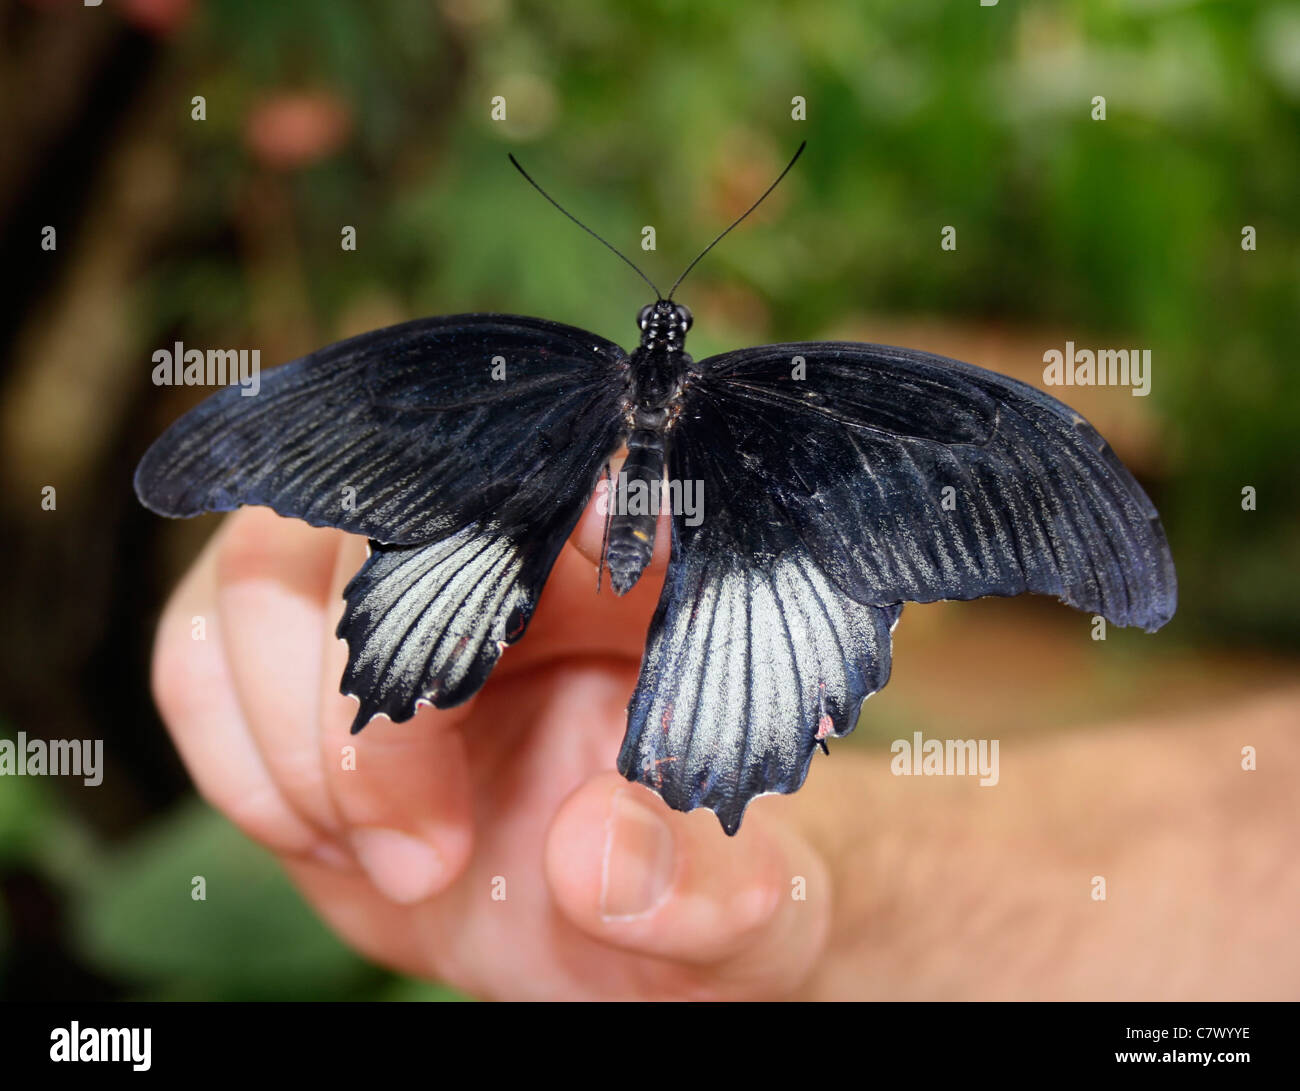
[[545, 774, 831, 999]]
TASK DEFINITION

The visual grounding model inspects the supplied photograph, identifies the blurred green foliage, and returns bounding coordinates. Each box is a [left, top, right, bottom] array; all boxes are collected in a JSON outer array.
[[0, 725, 463, 1000], [4, 0, 1297, 1000]]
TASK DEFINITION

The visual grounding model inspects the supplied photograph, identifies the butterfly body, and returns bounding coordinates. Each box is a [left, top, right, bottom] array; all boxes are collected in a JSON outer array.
[[606, 300, 696, 594]]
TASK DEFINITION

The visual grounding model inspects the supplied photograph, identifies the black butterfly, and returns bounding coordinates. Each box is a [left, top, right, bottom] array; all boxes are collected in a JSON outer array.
[[135, 144, 1176, 834]]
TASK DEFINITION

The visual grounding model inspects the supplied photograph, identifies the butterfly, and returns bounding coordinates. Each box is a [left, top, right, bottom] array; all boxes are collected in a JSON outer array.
[[134, 143, 1176, 834]]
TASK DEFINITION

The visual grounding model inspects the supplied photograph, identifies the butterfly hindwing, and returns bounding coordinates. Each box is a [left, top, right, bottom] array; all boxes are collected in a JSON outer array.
[[338, 520, 571, 732], [134, 314, 628, 544], [620, 509, 901, 835]]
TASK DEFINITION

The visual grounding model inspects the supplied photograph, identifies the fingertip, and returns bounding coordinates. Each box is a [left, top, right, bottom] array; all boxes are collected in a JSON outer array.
[[569, 481, 672, 577], [349, 821, 473, 905], [322, 704, 477, 905]]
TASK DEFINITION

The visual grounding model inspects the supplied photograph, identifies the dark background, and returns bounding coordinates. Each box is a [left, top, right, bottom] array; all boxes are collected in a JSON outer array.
[[1, 0, 1297, 1000]]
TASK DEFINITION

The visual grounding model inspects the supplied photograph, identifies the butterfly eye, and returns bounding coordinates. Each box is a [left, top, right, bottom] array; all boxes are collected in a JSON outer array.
[[674, 304, 693, 331], [637, 304, 655, 331]]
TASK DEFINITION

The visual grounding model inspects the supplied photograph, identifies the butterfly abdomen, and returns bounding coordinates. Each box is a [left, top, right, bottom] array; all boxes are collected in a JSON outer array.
[[606, 427, 665, 595]]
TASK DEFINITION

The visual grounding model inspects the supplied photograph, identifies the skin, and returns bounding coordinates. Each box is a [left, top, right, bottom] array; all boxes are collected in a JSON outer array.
[[151, 502, 1300, 1000]]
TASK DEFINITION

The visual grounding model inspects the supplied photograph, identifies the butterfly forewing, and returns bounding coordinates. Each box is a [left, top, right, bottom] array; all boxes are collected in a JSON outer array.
[[134, 314, 628, 544], [681, 342, 1176, 629]]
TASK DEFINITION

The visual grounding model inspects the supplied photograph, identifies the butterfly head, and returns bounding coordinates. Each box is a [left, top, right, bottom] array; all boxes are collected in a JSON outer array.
[[637, 300, 692, 354]]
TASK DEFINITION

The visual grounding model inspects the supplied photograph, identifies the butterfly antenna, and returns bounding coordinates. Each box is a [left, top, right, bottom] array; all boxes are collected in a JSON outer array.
[[509, 154, 662, 299], [667, 140, 806, 300]]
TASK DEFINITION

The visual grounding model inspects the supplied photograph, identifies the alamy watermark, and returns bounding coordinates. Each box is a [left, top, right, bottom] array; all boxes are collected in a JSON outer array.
[[152, 342, 261, 396], [50, 1022, 150, 1072], [890, 731, 999, 786], [596, 473, 704, 527], [0, 732, 103, 786], [1042, 341, 1151, 397]]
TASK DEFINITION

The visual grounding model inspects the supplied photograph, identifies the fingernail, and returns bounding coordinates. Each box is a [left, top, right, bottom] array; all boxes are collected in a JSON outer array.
[[349, 827, 444, 905], [600, 788, 675, 919], [310, 840, 355, 872]]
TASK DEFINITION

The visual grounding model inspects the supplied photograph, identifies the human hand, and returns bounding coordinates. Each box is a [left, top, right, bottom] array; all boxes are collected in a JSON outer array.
[[150, 503, 1300, 1000], [150, 500, 834, 1000]]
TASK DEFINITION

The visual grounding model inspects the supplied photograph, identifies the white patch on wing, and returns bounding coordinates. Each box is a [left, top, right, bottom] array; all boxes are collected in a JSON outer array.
[[622, 550, 899, 833], [340, 526, 529, 730]]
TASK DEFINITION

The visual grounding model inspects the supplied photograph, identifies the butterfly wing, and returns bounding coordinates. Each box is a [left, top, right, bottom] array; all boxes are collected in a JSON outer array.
[[134, 314, 628, 544], [619, 519, 901, 835], [136, 314, 628, 729], [681, 341, 1176, 627], [620, 341, 1175, 832], [336, 528, 568, 732]]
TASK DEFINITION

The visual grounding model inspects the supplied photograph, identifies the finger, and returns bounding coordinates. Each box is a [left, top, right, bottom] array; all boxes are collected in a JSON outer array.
[[214, 507, 346, 837], [318, 535, 475, 906], [152, 520, 350, 869], [568, 462, 672, 574], [496, 477, 673, 678], [545, 774, 832, 999]]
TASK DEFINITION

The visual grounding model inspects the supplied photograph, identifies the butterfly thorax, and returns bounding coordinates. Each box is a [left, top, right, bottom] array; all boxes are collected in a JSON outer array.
[[628, 300, 692, 406], [627, 345, 688, 408], [604, 302, 693, 595]]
